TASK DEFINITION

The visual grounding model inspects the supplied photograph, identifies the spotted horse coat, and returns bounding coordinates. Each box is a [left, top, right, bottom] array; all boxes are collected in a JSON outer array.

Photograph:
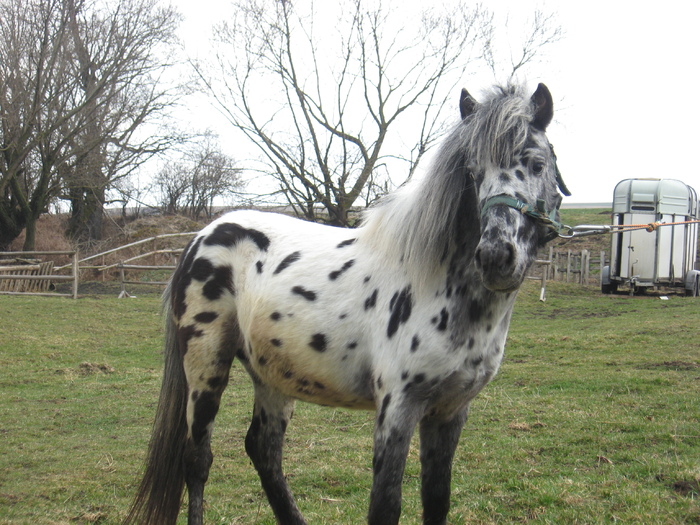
[[126, 82, 569, 525]]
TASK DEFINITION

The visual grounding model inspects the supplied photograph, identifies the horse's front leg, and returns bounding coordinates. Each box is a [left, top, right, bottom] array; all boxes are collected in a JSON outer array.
[[418, 406, 470, 525], [244, 382, 306, 524], [368, 392, 421, 525]]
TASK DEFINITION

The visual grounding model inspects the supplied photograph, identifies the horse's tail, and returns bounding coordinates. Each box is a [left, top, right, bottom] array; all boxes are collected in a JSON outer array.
[[124, 281, 188, 524]]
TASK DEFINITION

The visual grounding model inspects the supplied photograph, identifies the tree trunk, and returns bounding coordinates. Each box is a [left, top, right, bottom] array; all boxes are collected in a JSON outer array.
[[21, 214, 38, 251], [67, 184, 105, 243], [0, 207, 24, 251]]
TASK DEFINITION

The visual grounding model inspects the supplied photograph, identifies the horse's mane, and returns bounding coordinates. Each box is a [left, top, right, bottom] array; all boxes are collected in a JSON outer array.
[[360, 84, 534, 286]]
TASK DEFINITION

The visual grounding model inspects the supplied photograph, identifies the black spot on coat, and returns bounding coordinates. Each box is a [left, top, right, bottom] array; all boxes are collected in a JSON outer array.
[[191, 257, 215, 282], [204, 223, 270, 251], [337, 238, 356, 248], [387, 286, 413, 338], [178, 325, 204, 354], [171, 237, 203, 319], [364, 289, 378, 310], [192, 390, 219, 444], [194, 311, 218, 323], [329, 259, 355, 280], [291, 286, 317, 301], [377, 393, 391, 427], [202, 266, 234, 300], [274, 251, 301, 274], [208, 376, 226, 389], [468, 298, 484, 322], [436, 308, 449, 331], [308, 333, 327, 352]]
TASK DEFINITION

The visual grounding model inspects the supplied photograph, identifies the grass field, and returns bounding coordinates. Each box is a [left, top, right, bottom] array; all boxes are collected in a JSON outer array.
[[0, 281, 698, 524]]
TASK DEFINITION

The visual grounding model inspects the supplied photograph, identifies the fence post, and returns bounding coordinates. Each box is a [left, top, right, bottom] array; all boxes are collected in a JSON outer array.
[[118, 263, 129, 298], [72, 251, 79, 299], [539, 261, 548, 301], [600, 250, 605, 285]]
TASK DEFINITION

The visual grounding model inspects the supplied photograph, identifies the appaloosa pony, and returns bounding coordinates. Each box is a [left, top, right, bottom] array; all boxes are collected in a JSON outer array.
[[126, 82, 569, 525]]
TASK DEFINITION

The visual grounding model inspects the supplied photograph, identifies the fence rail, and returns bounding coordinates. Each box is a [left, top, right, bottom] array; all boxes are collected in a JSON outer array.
[[0, 251, 79, 299]]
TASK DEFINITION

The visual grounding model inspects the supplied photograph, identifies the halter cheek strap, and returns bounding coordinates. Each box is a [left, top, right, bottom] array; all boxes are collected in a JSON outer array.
[[480, 195, 571, 239]]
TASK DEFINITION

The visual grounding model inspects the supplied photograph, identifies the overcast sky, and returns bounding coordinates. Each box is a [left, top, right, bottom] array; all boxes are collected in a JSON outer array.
[[170, 0, 700, 205]]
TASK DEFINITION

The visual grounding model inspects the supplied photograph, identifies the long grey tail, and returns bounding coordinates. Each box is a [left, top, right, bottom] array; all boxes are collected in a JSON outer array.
[[124, 282, 188, 524]]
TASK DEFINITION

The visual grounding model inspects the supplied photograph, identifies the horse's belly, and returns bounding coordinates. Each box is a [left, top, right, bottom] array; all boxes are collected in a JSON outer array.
[[240, 294, 376, 410]]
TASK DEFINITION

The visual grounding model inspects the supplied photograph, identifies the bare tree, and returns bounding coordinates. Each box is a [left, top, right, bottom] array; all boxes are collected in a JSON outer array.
[[63, 0, 186, 244], [154, 162, 192, 216], [195, 0, 494, 225], [0, 0, 71, 250], [0, 0, 184, 250], [195, 0, 561, 226], [153, 137, 245, 219], [482, 9, 564, 82]]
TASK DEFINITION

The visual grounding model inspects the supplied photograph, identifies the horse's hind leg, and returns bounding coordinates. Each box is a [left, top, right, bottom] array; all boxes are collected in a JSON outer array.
[[418, 407, 470, 525], [244, 382, 306, 524], [180, 317, 236, 525]]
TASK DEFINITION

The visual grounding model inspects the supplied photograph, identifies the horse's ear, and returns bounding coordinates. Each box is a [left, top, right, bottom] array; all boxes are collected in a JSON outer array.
[[531, 83, 553, 131], [460, 88, 477, 120]]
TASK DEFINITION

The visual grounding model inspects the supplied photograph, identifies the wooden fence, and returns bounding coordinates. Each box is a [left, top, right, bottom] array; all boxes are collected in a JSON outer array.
[[85, 233, 194, 297], [0, 251, 79, 299], [529, 247, 608, 286], [0, 240, 607, 300]]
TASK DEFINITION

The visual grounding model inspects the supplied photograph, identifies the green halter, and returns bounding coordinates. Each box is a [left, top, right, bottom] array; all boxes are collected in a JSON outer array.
[[480, 195, 571, 239]]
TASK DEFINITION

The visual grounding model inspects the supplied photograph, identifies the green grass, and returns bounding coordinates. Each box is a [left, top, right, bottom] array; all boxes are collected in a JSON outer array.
[[0, 282, 698, 524]]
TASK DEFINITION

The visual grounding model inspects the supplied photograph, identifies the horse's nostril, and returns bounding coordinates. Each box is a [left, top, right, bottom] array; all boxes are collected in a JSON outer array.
[[505, 243, 515, 266]]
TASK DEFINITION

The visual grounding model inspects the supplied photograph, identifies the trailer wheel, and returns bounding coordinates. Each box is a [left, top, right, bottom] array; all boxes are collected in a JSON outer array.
[[601, 266, 617, 294], [686, 277, 699, 297], [601, 282, 618, 294]]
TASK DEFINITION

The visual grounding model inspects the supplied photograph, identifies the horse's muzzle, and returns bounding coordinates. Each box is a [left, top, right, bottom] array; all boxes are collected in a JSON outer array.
[[474, 240, 524, 292]]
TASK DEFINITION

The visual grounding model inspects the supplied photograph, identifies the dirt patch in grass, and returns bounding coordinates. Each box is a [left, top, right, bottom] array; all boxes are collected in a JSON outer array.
[[672, 480, 700, 498], [78, 362, 115, 375], [637, 361, 700, 371]]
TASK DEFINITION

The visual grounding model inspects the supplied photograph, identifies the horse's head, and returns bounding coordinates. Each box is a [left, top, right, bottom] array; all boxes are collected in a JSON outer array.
[[460, 83, 569, 292]]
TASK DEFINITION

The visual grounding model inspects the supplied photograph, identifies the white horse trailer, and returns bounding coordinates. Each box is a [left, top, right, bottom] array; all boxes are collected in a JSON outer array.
[[602, 179, 699, 295]]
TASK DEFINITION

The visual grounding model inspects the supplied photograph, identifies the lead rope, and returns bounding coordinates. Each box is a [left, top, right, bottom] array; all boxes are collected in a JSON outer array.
[[559, 219, 700, 239], [480, 194, 700, 239]]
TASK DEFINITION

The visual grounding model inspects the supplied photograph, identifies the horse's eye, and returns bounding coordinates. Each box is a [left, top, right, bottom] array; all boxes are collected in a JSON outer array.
[[532, 160, 545, 174]]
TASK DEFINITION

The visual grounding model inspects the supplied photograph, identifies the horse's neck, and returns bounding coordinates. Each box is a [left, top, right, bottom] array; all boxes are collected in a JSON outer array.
[[359, 170, 479, 291], [449, 257, 517, 324]]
